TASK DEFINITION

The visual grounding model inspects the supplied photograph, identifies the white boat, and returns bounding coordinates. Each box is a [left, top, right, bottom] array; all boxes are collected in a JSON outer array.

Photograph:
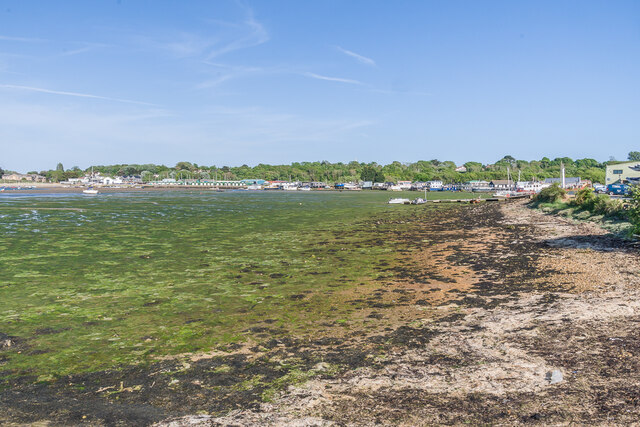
[[493, 190, 518, 198], [516, 181, 550, 194], [247, 184, 263, 190], [388, 198, 411, 204], [83, 188, 99, 195], [411, 198, 427, 204], [388, 185, 402, 191], [298, 186, 311, 191], [493, 166, 517, 197]]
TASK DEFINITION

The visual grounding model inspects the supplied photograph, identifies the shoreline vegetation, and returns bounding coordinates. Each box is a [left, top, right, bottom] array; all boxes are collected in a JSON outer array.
[[531, 184, 639, 237], [0, 154, 624, 185], [1, 192, 640, 424]]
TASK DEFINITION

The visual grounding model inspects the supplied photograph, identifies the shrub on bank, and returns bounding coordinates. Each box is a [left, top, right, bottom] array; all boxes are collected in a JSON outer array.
[[533, 183, 566, 204], [571, 188, 596, 210], [534, 185, 627, 225], [534, 184, 638, 237], [593, 195, 624, 218], [628, 186, 640, 235], [569, 188, 625, 219]]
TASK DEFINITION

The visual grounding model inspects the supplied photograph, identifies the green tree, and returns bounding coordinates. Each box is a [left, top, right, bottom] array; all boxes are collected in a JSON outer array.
[[360, 165, 377, 182], [499, 155, 516, 165], [141, 171, 153, 182], [175, 161, 195, 171], [463, 161, 482, 172], [628, 151, 640, 161], [117, 165, 139, 176], [56, 163, 64, 172], [47, 170, 65, 182]]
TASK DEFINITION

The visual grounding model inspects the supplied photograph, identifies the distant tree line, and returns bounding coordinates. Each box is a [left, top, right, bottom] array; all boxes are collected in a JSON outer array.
[[12, 152, 640, 184]]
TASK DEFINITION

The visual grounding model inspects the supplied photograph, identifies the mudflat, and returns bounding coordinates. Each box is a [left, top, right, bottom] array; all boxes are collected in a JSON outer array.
[[2, 199, 639, 425]]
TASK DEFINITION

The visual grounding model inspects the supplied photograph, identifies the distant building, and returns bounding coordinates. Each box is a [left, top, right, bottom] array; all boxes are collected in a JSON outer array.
[[2, 173, 46, 182], [65, 177, 89, 184], [544, 177, 582, 189], [121, 176, 143, 184], [241, 179, 267, 185], [102, 176, 124, 185], [397, 180, 412, 190], [455, 166, 467, 172], [462, 180, 491, 192], [411, 182, 427, 190], [605, 161, 640, 185], [490, 180, 512, 190]]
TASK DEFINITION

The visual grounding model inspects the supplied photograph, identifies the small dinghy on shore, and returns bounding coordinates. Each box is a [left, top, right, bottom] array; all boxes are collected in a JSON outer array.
[[388, 198, 411, 204]]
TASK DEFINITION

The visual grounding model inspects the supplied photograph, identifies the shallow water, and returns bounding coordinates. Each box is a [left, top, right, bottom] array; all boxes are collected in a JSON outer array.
[[0, 190, 479, 378], [0, 191, 401, 377]]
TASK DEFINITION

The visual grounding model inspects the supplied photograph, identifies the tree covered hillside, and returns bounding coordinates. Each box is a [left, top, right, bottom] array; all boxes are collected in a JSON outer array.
[[24, 154, 635, 184]]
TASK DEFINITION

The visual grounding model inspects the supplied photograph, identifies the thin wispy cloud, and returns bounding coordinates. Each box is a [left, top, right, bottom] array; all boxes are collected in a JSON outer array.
[[205, 10, 268, 59], [59, 42, 109, 57], [0, 84, 157, 106], [195, 74, 236, 89], [304, 72, 363, 85], [146, 7, 268, 61], [161, 32, 215, 58], [336, 46, 376, 66], [0, 34, 47, 43], [196, 61, 264, 89]]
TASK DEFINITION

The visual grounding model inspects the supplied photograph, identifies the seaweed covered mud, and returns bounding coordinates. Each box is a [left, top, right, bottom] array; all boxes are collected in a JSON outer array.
[[2, 193, 640, 425]]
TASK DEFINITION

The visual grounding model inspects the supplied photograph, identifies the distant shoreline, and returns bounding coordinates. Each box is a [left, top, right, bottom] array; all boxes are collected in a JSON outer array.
[[0, 185, 353, 195], [0, 185, 229, 195]]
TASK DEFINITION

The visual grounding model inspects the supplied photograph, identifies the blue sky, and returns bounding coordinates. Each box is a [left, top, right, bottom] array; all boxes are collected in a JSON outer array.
[[1, 0, 639, 172]]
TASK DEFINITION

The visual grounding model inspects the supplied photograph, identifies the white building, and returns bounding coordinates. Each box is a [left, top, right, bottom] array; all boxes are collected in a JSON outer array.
[[397, 180, 412, 190], [426, 180, 443, 189], [102, 176, 124, 185]]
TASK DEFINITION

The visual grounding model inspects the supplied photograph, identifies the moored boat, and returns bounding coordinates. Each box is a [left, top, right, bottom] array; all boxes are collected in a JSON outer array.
[[388, 198, 411, 204]]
